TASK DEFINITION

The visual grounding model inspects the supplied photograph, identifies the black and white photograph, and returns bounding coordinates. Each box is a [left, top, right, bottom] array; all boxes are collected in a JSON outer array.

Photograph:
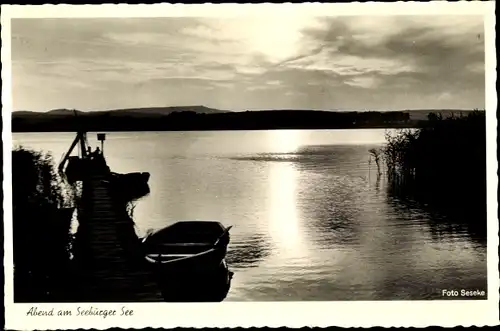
[[2, 2, 498, 329]]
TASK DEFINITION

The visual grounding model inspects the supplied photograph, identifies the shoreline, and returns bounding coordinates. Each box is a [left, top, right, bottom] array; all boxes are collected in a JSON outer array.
[[11, 125, 421, 134]]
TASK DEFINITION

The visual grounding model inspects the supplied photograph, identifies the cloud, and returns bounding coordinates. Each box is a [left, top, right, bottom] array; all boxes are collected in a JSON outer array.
[[437, 92, 453, 101], [345, 76, 380, 89], [286, 50, 416, 76], [11, 15, 485, 111], [294, 15, 484, 99]]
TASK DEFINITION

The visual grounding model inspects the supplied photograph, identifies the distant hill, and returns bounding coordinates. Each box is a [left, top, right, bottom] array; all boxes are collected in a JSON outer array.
[[46, 109, 85, 115], [13, 110, 52, 116], [12, 107, 475, 119], [112, 105, 225, 116], [11, 107, 483, 132], [13, 105, 226, 118]]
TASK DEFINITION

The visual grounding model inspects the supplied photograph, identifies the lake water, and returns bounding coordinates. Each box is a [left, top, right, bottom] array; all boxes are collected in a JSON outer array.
[[12, 129, 487, 301]]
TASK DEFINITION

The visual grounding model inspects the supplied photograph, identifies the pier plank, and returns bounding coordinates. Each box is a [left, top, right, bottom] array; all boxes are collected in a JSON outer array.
[[76, 171, 163, 302]]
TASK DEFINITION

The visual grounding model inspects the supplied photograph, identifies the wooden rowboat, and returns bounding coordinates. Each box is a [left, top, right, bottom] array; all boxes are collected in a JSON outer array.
[[142, 221, 231, 268], [141, 221, 233, 301]]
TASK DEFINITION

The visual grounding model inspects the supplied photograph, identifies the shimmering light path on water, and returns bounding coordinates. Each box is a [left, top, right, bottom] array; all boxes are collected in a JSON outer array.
[[13, 129, 487, 301]]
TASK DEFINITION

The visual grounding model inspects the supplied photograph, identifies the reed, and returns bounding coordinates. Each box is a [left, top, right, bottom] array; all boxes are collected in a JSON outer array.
[[382, 110, 487, 218], [369, 148, 382, 175]]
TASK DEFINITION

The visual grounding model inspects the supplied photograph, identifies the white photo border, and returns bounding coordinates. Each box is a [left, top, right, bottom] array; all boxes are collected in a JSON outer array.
[[2, 2, 498, 329]]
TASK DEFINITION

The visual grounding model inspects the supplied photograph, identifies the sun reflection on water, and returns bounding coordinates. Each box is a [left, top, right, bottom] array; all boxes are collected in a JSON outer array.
[[267, 129, 304, 154], [266, 130, 308, 258]]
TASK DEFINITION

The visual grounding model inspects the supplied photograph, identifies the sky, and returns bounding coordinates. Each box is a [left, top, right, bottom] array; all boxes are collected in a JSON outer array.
[[11, 15, 485, 112]]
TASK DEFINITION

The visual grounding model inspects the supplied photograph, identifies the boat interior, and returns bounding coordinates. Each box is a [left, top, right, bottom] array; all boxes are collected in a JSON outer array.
[[143, 221, 232, 264]]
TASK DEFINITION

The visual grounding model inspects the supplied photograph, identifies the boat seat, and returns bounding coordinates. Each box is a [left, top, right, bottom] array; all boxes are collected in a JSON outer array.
[[147, 254, 193, 258]]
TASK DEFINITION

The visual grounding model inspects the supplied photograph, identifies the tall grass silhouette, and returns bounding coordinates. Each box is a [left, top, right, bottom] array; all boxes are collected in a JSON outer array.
[[383, 110, 487, 222]]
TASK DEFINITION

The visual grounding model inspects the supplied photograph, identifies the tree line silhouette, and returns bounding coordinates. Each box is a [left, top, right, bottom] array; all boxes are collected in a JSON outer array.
[[13, 110, 414, 132]]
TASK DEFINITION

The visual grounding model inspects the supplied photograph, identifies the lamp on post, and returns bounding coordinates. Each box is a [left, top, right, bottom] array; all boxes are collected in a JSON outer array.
[[97, 133, 106, 153]]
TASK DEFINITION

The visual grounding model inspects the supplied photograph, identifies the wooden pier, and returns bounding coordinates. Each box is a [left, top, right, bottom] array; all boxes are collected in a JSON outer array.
[[55, 127, 163, 301], [74, 170, 164, 302], [57, 128, 231, 302]]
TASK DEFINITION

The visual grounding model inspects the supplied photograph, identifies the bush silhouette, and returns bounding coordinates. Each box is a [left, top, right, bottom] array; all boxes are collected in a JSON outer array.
[[12, 147, 76, 302]]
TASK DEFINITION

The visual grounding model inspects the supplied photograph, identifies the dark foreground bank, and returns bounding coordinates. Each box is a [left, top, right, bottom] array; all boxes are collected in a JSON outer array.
[[12, 147, 76, 302]]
